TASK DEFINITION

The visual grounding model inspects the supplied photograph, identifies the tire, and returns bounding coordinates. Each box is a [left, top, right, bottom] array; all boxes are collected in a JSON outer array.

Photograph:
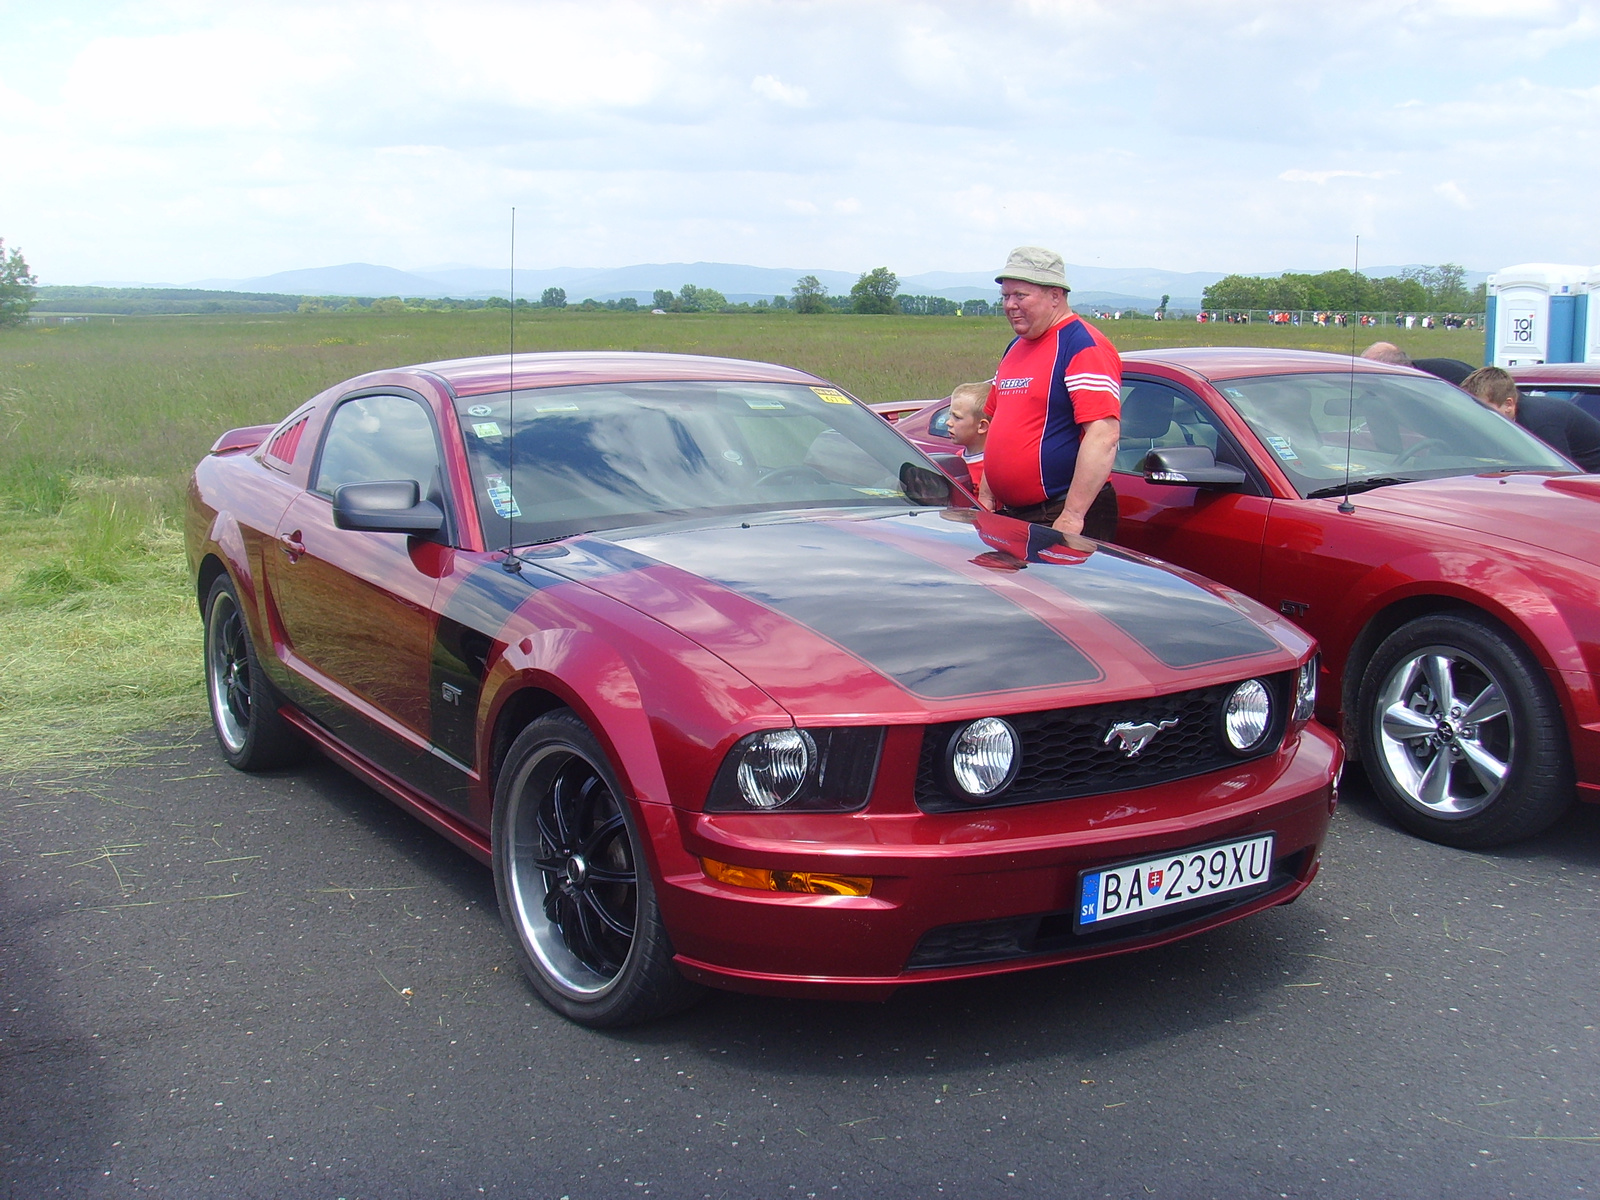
[[203, 576, 303, 771], [492, 711, 703, 1028], [1356, 613, 1573, 847]]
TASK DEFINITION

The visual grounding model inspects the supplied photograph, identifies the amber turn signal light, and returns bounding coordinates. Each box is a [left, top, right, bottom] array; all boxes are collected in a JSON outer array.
[[701, 857, 873, 897]]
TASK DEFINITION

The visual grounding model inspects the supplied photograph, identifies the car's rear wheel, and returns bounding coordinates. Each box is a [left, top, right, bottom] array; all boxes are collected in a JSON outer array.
[[492, 711, 702, 1027], [204, 575, 302, 771], [1357, 613, 1572, 847]]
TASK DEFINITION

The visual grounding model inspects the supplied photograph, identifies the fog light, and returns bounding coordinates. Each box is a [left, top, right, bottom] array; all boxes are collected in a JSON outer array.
[[1224, 679, 1272, 751], [947, 717, 1019, 799], [735, 728, 815, 809], [701, 857, 873, 896]]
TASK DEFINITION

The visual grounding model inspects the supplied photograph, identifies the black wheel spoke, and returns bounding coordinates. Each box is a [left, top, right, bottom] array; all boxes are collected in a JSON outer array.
[[579, 813, 627, 863], [582, 886, 635, 938]]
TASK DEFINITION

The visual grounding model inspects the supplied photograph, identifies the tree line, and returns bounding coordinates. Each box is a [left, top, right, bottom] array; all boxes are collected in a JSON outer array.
[[1201, 265, 1486, 314]]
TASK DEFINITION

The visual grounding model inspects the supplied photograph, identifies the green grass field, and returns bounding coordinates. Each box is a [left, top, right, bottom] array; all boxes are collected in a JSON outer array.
[[0, 309, 1487, 770]]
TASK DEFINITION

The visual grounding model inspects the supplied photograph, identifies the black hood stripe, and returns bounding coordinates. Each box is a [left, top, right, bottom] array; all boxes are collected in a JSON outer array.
[[1026, 545, 1280, 668], [616, 522, 1100, 698]]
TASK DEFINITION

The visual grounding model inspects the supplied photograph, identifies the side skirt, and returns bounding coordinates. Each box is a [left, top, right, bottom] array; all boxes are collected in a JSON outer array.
[[279, 706, 493, 865]]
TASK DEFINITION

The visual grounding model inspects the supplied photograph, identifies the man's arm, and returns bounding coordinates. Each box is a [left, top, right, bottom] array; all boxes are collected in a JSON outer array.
[[978, 472, 996, 512], [1051, 417, 1120, 536], [1561, 403, 1600, 473]]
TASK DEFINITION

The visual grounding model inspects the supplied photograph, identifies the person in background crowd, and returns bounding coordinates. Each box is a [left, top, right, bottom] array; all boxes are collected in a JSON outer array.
[[945, 381, 990, 493], [979, 246, 1122, 540], [1462, 366, 1600, 472]]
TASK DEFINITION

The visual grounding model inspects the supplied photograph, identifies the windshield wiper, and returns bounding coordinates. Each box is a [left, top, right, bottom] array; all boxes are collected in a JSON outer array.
[[1305, 476, 1415, 500]]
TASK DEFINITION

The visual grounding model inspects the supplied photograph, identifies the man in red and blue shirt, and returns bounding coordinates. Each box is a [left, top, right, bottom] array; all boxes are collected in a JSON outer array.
[[979, 245, 1122, 540]]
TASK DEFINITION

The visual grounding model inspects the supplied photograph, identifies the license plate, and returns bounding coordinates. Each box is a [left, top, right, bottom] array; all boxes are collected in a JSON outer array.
[[1076, 834, 1275, 930]]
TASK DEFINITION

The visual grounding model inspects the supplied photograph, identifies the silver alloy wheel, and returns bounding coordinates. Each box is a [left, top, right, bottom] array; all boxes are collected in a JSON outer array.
[[503, 741, 638, 1000], [206, 588, 252, 755], [1372, 644, 1512, 819]]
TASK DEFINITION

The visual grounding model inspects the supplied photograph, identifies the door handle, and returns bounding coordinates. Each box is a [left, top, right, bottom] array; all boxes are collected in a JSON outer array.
[[279, 531, 306, 563]]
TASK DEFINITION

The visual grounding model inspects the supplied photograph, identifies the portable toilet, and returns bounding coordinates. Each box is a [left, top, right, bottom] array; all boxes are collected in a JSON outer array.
[[1587, 267, 1600, 363], [1486, 263, 1590, 366]]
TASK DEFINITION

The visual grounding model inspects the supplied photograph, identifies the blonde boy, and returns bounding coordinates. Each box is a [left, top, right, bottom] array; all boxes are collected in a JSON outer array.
[[947, 382, 991, 493]]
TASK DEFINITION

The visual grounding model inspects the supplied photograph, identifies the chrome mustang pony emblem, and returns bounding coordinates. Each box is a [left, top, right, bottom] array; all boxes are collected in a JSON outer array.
[[1104, 718, 1180, 758]]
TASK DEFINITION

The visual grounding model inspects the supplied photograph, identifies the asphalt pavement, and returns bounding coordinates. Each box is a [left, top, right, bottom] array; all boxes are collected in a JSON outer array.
[[4, 726, 1598, 1199]]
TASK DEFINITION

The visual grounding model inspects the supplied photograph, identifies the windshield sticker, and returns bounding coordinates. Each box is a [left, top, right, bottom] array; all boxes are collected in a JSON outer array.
[[470, 421, 503, 439], [485, 474, 522, 519], [811, 387, 852, 404], [1264, 435, 1300, 462], [467, 404, 493, 417], [534, 402, 580, 414], [853, 487, 900, 496], [744, 398, 786, 410]]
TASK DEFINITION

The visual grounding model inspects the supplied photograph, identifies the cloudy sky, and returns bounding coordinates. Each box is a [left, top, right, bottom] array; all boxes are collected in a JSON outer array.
[[4, 0, 1597, 285]]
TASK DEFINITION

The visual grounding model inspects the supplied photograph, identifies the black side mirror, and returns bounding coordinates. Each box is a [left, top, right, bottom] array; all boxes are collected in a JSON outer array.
[[1141, 446, 1247, 488], [332, 480, 446, 534], [900, 460, 955, 506]]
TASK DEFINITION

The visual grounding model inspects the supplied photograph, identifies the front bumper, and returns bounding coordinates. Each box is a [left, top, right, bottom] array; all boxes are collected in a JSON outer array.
[[653, 721, 1342, 999]]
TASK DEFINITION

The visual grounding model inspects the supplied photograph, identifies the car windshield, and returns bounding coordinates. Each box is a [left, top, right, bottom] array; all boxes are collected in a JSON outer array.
[[454, 381, 948, 543], [1216, 371, 1574, 498]]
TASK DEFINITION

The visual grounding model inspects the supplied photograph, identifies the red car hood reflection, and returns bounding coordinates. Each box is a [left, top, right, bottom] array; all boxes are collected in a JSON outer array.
[[1350, 473, 1600, 565]]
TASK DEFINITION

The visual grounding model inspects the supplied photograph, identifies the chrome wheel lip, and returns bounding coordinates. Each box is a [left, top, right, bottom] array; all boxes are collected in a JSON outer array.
[[206, 590, 251, 755], [504, 742, 638, 1001], [1373, 643, 1513, 820]]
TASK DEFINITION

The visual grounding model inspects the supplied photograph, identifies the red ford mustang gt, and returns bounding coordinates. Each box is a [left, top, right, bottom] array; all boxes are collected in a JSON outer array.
[[187, 351, 1337, 1026], [903, 347, 1600, 849]]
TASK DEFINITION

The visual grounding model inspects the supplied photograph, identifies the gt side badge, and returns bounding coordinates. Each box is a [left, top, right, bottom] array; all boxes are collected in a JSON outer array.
[[440, 681, 463, 706]]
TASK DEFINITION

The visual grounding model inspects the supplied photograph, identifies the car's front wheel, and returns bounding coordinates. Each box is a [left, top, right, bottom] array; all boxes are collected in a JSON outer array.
[[492, 711, 702, 1027], [1357, 613, 1573, 847], [204, 575, 302, 771]]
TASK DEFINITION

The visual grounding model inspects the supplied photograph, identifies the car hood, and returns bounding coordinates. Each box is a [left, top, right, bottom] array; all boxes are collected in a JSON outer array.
[[533, 508, 1310, 719], [1354, 473, 1600, 564]]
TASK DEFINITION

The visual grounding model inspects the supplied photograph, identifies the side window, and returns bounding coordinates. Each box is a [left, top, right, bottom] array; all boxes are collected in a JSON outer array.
[[928, 405, 953, 439], [1116, 380, 1230, 473], [314, 394, 443, 501]]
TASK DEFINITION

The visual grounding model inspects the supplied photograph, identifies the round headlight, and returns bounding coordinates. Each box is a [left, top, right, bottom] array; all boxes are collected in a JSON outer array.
[[947, 717, 1020, 798], [736, 729, 816, 809], [1223, 679, 1273, 751]]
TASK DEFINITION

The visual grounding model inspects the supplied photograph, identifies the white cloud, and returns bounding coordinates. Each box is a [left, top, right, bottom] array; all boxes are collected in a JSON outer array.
[[1, 0, 1597, 283], [1279, 169, 1400, 184], [750, 74, 809, 107]]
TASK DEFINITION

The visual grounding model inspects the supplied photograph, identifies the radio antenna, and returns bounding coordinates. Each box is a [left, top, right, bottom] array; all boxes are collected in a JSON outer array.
[[1338, 234, 1359, 515], [502, 206, 523, 571]]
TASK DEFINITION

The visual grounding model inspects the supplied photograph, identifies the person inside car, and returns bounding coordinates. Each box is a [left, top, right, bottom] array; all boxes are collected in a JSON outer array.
[[1462, 365, 1600, 473]]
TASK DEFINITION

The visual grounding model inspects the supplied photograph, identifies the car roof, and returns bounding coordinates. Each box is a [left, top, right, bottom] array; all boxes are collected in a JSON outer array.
[[1510, 363, 1600, 384], [1122, 346, 1426, 383], [405, 351, 827, 398]]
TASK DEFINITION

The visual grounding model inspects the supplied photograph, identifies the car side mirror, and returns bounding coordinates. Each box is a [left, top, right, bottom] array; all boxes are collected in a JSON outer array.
[[900, 460, 955, 506], [925, 451, 972, 489], [332, 480, 446, 534], [1140, 446, 1247, 488]]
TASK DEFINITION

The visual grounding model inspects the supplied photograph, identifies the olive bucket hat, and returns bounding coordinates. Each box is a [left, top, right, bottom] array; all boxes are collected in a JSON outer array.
[[996, 245, 1070, 290]]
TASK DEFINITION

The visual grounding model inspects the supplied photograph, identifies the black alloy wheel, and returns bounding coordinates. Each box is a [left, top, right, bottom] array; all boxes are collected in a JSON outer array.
[[203, 575, 302, 771], [1357, 612, 1573, 847], [492, 711, 701, 1027]]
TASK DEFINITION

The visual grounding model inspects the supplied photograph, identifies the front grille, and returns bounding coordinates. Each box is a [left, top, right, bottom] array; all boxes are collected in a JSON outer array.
[[914, 674, 1292, 813], [905, 849, 1310, 969]]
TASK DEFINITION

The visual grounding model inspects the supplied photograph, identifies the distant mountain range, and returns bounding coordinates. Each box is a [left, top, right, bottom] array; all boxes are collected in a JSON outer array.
[[84, 260, 1489, 313]]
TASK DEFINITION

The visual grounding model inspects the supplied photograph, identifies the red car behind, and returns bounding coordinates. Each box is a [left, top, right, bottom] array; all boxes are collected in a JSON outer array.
[[900, 348, 1600, 848]]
